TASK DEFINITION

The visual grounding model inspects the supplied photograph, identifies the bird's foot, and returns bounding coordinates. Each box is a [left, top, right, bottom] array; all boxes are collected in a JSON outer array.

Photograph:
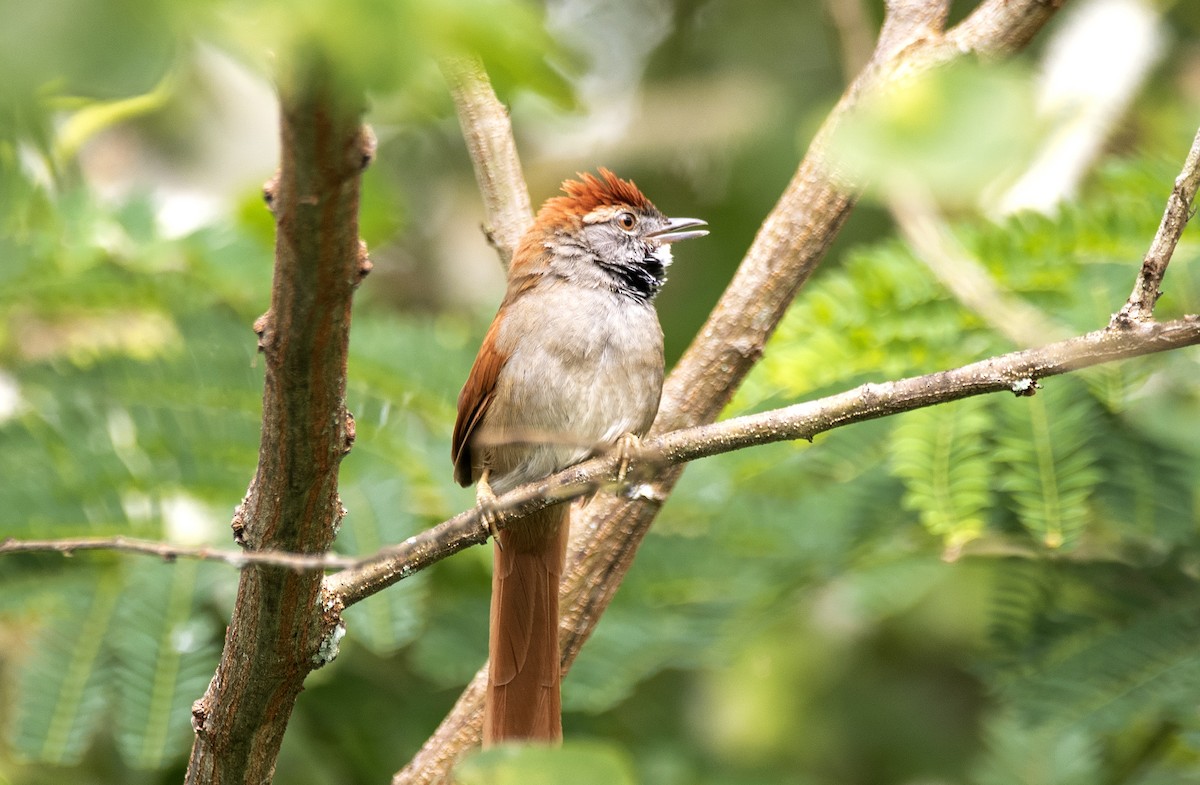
[[476, 472, 504, 549], [615, 433, 644, 484]]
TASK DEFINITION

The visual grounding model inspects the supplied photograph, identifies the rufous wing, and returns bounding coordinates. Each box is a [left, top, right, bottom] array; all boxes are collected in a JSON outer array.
[[452, 314, 507, 487]]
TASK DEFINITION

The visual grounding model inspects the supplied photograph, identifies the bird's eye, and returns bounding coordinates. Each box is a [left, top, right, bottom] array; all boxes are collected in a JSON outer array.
[[616, 212, 638, 232]]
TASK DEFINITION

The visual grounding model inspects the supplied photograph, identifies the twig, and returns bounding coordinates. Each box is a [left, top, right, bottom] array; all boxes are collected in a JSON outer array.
[[13, 31, 1193, 610], [946, 0, 1067, 57], [324, 313, 1200, 607], [441, 56, 533, 267], [0, 536, 360, 570], [7, 317, 1198, 585], [1114, 125, 1200, 325]]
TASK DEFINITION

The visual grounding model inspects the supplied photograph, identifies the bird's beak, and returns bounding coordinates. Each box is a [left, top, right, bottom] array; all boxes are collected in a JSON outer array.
[[648, 216, 709, 244]]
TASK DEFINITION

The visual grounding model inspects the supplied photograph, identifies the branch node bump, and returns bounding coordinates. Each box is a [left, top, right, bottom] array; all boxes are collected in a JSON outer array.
[[624, 482, 666, 503], [342, 409, 356, 454], [252, 310, 274, 353], [481, 223, 502, 252], [191, 694, 212, 735], [355, 239, 373, 286], [1009, 377, 1040, 397], [230, 506, 248, 547], [357, 125, 377, 171], [262, 172, 280, 216], [313, 588, 347, 667]]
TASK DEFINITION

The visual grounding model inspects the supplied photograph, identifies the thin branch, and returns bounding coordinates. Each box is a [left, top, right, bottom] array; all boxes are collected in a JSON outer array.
[[553, 0, 1070, 762], [324, 313, 1200, 608], [7, 316, 1198, 587], [5, 60, 538, 586], [14, 119, 1200, 585], [0, 536, 361, 570], [441, 55, 534, 267], [1114, 125, 1200, 325], [946, 0, 1068, 58]]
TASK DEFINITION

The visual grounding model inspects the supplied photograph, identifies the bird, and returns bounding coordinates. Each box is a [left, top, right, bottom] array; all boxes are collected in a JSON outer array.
[[451, 169, 707, 745]]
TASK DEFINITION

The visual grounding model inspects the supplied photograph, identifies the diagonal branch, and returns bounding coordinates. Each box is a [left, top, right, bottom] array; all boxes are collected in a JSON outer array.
[[822, 0, 1072, 350], [316, 313, 1199, 609], [552, 0, 1069, 758], [1114, 125, 1200, 325], [441, 55, 534, 267], [4, 318, 1198, 583]]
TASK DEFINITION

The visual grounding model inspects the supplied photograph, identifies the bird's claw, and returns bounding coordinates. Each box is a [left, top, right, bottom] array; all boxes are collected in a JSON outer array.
[[615, 433, 644, 484], [476, 472, 503, 549]]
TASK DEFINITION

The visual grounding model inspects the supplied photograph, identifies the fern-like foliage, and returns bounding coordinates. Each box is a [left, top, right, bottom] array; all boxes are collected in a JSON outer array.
[[8, 570, 121, 765], [338, 473, 430, 656], [970, 710, 1101, 785], [6, 560, 223, 769], [110, 560, 221, 769], [725, 157, 1200, 783], [979, 556, 1200, 785], [0, 186, 473, 775], [993, 383, 1103, 549], [990, 561, 1200, 734], [890, 396, 995, 551]]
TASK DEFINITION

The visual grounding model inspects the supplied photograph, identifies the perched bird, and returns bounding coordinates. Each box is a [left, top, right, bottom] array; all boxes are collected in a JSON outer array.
[[451, 169, 707, 744]]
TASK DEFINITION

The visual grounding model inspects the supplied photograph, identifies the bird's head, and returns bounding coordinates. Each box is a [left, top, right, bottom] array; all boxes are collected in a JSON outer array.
[[518, 168, 708, 301]]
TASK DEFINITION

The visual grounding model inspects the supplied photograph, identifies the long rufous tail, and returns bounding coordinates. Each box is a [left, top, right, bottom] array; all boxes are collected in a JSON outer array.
[[483, 503, 569, 745]]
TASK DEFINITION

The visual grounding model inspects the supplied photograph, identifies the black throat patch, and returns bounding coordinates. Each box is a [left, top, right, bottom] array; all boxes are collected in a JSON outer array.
[[601, 250, 666, 302]]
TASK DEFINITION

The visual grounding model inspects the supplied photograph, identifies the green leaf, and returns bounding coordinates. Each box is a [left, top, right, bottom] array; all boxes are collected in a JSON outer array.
[[226, 0, 570, 105], [994, 384, 1102, 549], [455, 741, 637, 785], [983, 560, 1200, 739], [1094, 419, 1197, 547], [743, 241, 963, 406], [970, 711, 1101, 785], [891, 396, 995, 551], [826, 553, 951, 625], [110, 560, 221, 769], [566, 600, 719, 714], [338, 473, 429, 655], [1006, 596, 1200, 734], [7, 569, 121, 765], [830, 60, 1041, 207]]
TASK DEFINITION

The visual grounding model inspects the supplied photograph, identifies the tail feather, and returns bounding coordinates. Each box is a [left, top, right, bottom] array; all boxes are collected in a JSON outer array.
[[484, 504, 569, 745]]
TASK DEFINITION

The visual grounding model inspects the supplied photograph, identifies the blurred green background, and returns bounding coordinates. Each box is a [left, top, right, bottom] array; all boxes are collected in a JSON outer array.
[[3, 0, 1200, 783]]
